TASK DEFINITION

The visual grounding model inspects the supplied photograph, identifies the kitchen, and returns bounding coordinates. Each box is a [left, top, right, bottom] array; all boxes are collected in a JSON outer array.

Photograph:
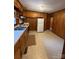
[[14, 0, 65, 59]]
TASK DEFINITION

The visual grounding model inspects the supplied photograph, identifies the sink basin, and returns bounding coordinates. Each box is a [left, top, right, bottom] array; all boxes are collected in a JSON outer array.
[[14, 26, 25, 30]]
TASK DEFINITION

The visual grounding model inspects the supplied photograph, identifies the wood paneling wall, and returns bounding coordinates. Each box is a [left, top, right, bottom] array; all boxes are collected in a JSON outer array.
[[23, 11, 50, 30], [50, 9, 65, 39], [23, 11, 47, 18], [46, 14, 51, 29], [26, 17, 37, 30]]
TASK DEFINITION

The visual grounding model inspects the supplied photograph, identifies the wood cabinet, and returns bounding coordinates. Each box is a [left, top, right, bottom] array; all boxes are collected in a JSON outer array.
[[14, 49, 21, 59], [20, 29, 28, 55], [14, 38, 20, 54], [14, 0, 23, 25], [14, 37, 21, 59], [14, 28, 29, 59], [14, 0, 23, 12]]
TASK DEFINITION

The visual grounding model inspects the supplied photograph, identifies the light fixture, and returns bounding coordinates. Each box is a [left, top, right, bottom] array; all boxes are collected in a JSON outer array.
[[39, 4, 45, 11]]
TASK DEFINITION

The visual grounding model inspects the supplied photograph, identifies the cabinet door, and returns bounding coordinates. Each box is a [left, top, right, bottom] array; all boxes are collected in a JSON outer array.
[[20, 32, 25, 49], [14, 0, 18, 8], [14, 49, 21, 59], [14, 39, 20, 54], [19, 30, 27, 55], [14, 0, 23, 12]]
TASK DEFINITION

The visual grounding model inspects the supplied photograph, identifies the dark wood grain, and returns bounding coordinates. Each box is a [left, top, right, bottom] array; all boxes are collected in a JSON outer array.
[[25, 17, 37, 30], [50, 9, 65, 39], [14, 0, 23, 12], [14, 28, 29, 59], [23, 11, 50, 30]]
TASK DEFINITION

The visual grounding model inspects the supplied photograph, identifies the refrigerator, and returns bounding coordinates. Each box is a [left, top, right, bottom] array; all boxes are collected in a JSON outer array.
[[37, 18, 44, 32]]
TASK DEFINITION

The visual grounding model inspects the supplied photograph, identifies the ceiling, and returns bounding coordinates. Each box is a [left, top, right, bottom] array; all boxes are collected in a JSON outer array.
[[19, 0, 65, 13]]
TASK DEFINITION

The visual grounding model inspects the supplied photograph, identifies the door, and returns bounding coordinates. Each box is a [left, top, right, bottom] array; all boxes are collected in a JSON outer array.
[[50, 17, 53, 30]]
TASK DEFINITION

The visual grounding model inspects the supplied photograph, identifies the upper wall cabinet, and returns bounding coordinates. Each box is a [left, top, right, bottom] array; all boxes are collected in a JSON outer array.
[[14, 0, 23, 12]]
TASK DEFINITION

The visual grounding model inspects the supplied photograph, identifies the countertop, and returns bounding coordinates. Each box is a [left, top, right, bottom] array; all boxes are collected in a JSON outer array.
[[14, 23, 29, 45], [14, 28, 26, 45]]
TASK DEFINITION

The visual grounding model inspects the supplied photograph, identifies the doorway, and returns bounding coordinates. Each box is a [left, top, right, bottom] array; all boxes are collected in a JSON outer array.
[[50, 17, 53, 31]]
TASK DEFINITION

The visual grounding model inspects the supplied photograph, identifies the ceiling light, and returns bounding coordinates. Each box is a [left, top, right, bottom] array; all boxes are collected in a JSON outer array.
[[39, 4, 45, 11]]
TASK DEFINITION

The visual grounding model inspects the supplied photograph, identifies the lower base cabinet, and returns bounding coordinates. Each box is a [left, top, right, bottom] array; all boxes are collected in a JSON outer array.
[[14, 28, 29, 59], [14, 49, 21, 59]]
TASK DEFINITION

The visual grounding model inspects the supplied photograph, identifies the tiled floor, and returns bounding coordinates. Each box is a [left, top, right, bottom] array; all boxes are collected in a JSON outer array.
[[22, 30, 64, 59]]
